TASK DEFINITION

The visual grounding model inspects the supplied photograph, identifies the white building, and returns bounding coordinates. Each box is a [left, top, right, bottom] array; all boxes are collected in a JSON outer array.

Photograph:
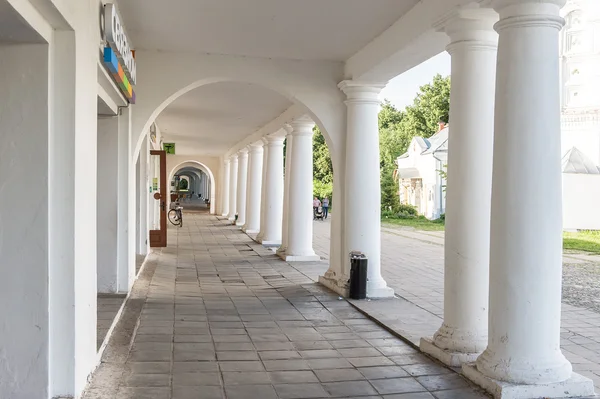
[[396, 0, 600, 230], [396, 124, 448, 219], [0, 0, 596, 398]]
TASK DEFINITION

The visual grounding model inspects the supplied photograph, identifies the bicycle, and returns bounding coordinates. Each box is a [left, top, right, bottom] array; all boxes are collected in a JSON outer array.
[[168, 202, 183, 227]]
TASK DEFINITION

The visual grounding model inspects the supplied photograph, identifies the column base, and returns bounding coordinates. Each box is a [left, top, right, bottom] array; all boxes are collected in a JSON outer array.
[[366, 280, 394, 298], [235, 221, 245, 227], [278, 252, 320, 262], [261, 240, 281, 247], [367, 285, 395, 298], [462, 363, 595, 399], [244, 229, 259, 234], [318, 274, 349, 297], [420, 337, 480, 368]]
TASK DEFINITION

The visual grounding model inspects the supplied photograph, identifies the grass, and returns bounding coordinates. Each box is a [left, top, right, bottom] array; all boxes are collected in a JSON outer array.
[[563, 230, 600, 254], [382, 216, 600, 254], [381, 216, 446, 231]]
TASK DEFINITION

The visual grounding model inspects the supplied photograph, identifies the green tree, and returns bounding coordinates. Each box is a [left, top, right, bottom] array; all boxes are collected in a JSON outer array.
[[179, 179, 188, 190], [312, 126, 333, 203], [378, 74, 451, 212]]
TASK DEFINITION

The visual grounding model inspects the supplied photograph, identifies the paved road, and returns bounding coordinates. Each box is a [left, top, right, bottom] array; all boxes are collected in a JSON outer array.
[[312, 216, 600, 390]]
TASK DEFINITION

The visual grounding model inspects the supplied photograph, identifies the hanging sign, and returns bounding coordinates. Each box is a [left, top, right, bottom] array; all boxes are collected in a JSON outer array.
[[163, 143, 176, 154], [152, 178, 158, 191], [103, 3, 136, 103]]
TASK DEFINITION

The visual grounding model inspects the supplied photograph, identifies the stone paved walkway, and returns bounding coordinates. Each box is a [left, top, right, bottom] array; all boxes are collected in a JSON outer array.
[[312, 217, 600, 391], [83, 212, 490, 399]]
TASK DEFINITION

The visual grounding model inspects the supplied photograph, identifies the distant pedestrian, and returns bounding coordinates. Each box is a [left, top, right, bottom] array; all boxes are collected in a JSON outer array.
[[322, 197, 329, 219], [313, 197, 321, 219]]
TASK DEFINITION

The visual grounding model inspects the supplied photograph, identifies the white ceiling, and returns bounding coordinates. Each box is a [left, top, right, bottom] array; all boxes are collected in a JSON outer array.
[[0, 0, 45, 43], [156, 82, 292, 156], [117, 0, 418, 61]]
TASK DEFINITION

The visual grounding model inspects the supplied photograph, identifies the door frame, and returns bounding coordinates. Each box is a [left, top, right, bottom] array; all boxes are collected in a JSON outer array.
[[149, 150, 167, 247]]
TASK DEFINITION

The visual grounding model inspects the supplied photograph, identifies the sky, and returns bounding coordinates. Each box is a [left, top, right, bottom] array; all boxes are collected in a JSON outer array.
[[379, 52, 451, 111]]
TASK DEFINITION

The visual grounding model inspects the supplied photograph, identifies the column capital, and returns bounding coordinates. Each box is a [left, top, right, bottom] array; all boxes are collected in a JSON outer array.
[[338, 80, 386, 104], [238, 147, 249, 157], [223, 158, 230, 165], [434, 4, 498, 51], [289, 116, 315, 137], [492, 0, 565, 31], [230, 153, 239, 161], [265, 134, 285, 146], [249, 142, 264, 153], [283, 123, 293, 137]]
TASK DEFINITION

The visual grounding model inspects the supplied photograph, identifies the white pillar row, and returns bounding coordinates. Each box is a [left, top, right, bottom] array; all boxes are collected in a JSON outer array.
[[280, 116, 320, 262], [277, 126, 293, 256], [227, 155, 238, 221], [137, 136, 149, 255], [261, 134, 285, 246], [243, 142, 264, 233], [256, 137, 270, 242], [463, 1, 595, 397], [221, 158, 230, 216], [420, 6, 498, 367], [236, 148, 249, 226], [339, 81, 393, 298]]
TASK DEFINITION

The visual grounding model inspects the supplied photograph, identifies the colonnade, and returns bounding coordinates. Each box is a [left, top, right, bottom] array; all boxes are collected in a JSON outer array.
[[418, 1, 595, 397], [217, 1, 595, 397]]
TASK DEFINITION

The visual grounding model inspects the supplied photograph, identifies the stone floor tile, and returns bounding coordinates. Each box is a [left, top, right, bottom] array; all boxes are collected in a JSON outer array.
[[358, 366, 409, 379], [125, 362, 171, 374], [383, 393, 434, 399], [323, 380, 379, 397], [307, 357, 353, 370], [173, 361, 219, 373], [219, 360, 265, 372], [402, 364, 452, 377], [258, 350, 302, 360], [415, 374, 470, 391], [348, 356, 395, 368], [274, 382, 330, 398], [222, 371, 271, 385], [225, 384, 278, 399], [263, 359, 311, 371], [430, 388, 490, 399], [172, 371, 221, 386], [116, 387, 170, 399], [217, 351, 259, 361], [314, 368, 365, 382], [370, 377, 428, 395], [172, 386, 224, 399]]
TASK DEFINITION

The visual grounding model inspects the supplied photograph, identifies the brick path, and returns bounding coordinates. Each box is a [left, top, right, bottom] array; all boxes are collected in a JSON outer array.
[[312, 217, 600, 391], [83, 212, 490, 399]]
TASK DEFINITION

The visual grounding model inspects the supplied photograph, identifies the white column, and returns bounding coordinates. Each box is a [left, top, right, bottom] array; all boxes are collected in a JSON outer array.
[[420, 7, 498, 367], [463, 1, 595, 397], [227, 155, 238, 221], [277, 126, 293, 255], [256, 137, 270, 242], [339, 81, 393, 298], [281, 116, 319, 262], [236, 149, 249, 226], [243, 142, 264, 233], [262, 135, 285, 246], [117, 106, 134, 292], [138, 137, 149, 255]]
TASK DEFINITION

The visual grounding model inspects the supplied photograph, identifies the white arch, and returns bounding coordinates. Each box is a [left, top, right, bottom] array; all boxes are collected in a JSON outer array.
[[130, 51, 345, 167], [169, 160, 217, 214]]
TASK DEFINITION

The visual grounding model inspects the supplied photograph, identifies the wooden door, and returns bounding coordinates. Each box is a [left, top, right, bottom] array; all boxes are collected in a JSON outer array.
[[149, 150, 167, 247]]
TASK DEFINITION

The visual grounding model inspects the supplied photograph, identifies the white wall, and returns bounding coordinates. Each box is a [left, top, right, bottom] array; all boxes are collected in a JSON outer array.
[[563, 174, 600, 230], [0, 43, 49, 399], [97, 116, 119, 293]]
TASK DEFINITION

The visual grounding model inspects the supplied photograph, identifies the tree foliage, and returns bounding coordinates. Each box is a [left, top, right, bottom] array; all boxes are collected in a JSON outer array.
[[379, 74, 450, 212], [304, 74, 450, 214]]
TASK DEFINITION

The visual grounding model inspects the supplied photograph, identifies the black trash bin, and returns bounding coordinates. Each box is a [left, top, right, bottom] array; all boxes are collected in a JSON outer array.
[[349, 251, 368, 300]]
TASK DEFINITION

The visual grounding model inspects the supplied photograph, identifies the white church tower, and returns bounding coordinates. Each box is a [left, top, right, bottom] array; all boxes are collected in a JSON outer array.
[[560, 0, 600, 165]]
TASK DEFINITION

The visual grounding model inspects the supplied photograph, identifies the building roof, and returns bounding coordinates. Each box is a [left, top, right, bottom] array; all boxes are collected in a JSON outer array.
[[396, 126, 449, 162], [562, 147, 600, 174]]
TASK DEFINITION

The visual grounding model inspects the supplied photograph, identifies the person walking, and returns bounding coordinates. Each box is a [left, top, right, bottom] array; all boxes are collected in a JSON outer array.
[[322, 197, 329, 219], [313, 197, 321, 220]]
